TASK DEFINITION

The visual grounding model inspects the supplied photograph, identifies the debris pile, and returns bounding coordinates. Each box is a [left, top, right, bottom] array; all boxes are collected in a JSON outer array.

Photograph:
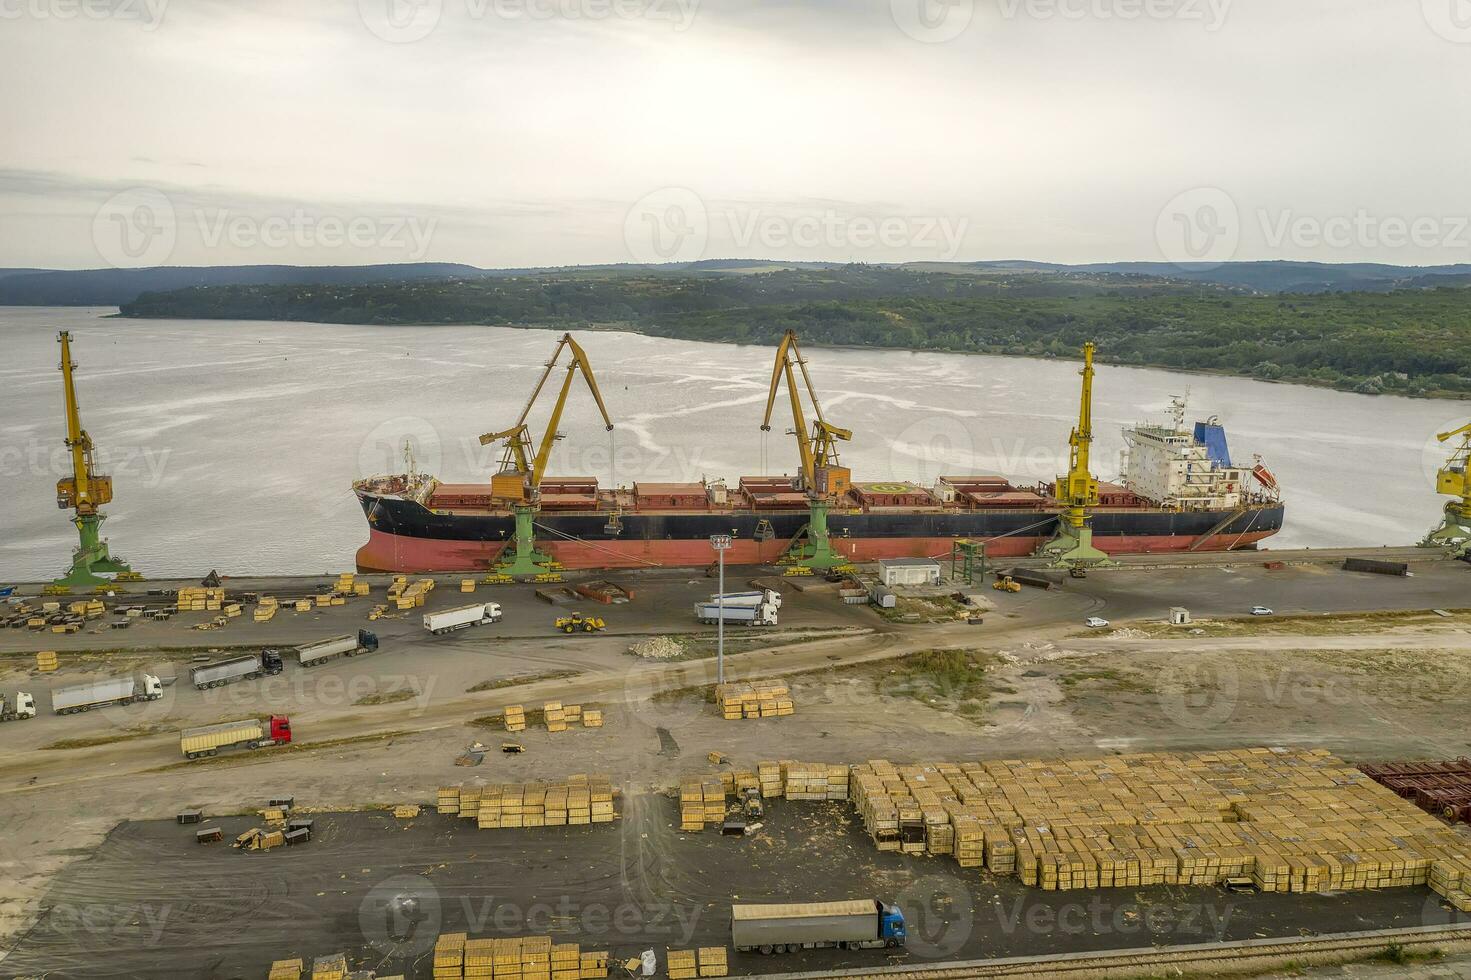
[[629, 636, 684, 660]]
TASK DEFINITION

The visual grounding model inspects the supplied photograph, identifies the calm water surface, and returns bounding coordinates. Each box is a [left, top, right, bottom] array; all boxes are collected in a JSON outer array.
[[0, 308, 1462, 579]]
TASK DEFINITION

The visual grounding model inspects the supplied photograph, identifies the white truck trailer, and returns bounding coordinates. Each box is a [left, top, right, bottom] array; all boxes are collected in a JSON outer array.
[[711, 589, 783, 609], [423, 603, 502, 636], [294, 629, 379, 667], [1, 692, 36, 721], [190, 650, 285, 690], [694, 600, 779, 626], [731, 899, 907, 954], [52, 674, 163, 715]]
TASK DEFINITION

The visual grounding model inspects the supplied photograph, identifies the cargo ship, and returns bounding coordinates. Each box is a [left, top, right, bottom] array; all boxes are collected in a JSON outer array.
[[354, 398, 1284, 573]]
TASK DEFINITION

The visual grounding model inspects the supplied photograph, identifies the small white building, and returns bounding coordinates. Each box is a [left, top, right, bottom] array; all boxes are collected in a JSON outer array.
[[877, 557, 942, 587], [1170, 607, 1192, 625]]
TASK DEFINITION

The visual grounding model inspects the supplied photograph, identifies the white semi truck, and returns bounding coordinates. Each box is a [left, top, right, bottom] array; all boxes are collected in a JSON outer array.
[[423, 603, 502, 636], [52, 674, 163, 714], [1, 692, 36, 721], [694, 600, 779, 626]]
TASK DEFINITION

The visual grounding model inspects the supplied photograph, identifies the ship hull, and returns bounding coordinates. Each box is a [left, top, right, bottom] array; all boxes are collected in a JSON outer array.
[[355, 492, 1285, 572]]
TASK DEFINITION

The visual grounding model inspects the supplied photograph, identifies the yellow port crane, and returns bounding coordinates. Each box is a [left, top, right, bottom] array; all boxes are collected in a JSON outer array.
[[1039, 341, 1111, 568], [1425, 421, 1471, 552], [479, 333, 613, 576], [760, 330, 852, 569], [54, 331, 136, 587]]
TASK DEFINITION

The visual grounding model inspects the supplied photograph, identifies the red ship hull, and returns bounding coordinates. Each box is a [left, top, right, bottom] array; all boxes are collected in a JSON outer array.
[[356, 526, 1281, 573]]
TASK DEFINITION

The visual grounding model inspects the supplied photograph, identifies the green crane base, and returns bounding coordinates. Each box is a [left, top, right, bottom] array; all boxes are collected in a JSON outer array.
[[494, 506, 558, 577], [1424, 506, 1471, 555], [1039, 520, 1113, 569], [779, 500, 848, 571], [55, 514, 134, 588]]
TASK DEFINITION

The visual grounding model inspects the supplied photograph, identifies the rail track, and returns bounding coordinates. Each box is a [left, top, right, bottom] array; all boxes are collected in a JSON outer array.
[[757, 921, 1471, 979]]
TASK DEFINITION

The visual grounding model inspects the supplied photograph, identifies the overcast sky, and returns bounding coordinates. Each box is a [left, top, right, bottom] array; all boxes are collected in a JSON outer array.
[[1, 0, 1468, 269]]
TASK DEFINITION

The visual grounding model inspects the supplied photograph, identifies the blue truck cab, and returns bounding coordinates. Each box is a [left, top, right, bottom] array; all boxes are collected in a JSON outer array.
[[879, 902, 906, 945]]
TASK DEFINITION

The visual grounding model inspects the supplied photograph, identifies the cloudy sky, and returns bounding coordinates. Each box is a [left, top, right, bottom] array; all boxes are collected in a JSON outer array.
[[1, 0, 1468, 269]]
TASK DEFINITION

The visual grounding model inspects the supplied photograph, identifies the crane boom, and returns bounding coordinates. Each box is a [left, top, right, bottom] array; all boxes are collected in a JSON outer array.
[[760, 330, 851, 498], [55, 331, 112, 515], [480, 333, 614, 503]]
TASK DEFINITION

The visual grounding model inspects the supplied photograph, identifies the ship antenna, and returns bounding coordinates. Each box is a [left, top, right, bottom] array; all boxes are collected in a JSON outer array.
[[1169, 393, 1188, 432], [403, 437, 417, 482]]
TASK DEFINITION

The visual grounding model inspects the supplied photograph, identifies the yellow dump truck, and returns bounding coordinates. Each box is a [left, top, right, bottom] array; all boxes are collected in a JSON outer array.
[[179, 715, 292, 760]]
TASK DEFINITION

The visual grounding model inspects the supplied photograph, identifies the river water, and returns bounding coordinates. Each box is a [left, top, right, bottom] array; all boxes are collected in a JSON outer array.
[[0, 307, 1462, 579]]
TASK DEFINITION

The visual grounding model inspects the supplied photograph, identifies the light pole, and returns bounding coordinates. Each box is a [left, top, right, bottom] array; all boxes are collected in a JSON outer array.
[[710, 534, 731, 685]]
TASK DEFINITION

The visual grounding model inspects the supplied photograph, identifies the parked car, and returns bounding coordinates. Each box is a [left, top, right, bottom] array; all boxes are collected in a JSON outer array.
[[1084, 616, 1110, 629], [1250, 606, 1274, 616]]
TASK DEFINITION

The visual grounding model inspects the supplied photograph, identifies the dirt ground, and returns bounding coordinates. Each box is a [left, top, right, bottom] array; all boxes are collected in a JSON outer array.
[[4, 557, 1471, 976], [1, 801, 1460, 980]]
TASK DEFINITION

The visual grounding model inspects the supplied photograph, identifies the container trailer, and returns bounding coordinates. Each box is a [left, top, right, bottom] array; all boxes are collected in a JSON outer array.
[[52, 673, 163, 714], [731, 898, 906, 954], [294, 629, 379, 667], [180, 715, 292, 760], [711, 589, 782, 609], [694, 600, 778, 626], [190, 650, 284, 690], [423, 603, 502, 636]]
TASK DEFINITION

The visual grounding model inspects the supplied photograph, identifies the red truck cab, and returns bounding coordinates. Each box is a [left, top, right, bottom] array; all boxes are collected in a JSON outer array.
[[269, 715, 293, 745]]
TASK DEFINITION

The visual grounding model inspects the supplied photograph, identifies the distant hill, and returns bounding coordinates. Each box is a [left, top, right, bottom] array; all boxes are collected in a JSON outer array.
[[115, 264, 1471, 398], [0, 263, 492, 306], [10, 258, 1471, 307]]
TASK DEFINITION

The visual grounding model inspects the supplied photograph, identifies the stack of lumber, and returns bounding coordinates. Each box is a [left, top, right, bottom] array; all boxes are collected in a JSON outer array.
[[254, 596, 278, 622], [389, 577, 434, 610], [714, 679, 794, 720], [310, 953, 348, 980], [68, 599, 106, 619], [429, 935, 609, 980], [461, 579, 476, 593], [563, 704, 582, 723], [177, 587, 225, 612], [666, 950, 697, 980], [294, 599, 312, 613], [758, 762, 782, 798], [545, 701, 568, 733], [457, 785, 482, 821], [437, 786, 461, 814], [782, 762, 848, 801], [267, 958, 303, 980], [581, 708, 603, 728], [697, 947, 728, 978], [469, 775, 615, 829], [841, 748, 1471, 900], [393, 804, 421, 819], [504, 705, 526, 732], [434, 933, 466, 979], [36, 650, 58, 672]]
